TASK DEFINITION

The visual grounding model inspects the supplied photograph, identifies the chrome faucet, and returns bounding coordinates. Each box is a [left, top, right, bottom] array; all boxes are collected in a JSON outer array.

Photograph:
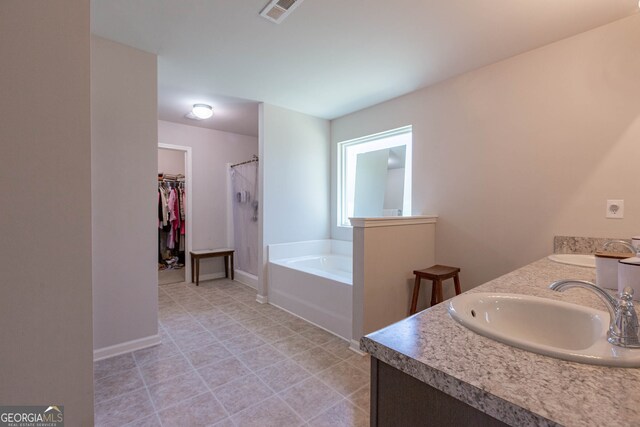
[[602, 239, 637, 254], [549, 280, 640, 348]]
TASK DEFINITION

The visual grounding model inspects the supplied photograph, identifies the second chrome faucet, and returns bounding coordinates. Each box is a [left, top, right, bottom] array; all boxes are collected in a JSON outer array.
[[602, 239, 637, 254], [549, 280, 640, 348]]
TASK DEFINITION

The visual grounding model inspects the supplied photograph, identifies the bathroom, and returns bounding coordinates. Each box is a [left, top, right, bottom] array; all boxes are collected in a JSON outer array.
[[5, 2, 640, 426], [169, 24, 640, 423]]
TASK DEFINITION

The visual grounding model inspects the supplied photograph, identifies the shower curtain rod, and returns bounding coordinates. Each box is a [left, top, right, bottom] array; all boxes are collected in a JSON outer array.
[[230, 155, 259, 168]]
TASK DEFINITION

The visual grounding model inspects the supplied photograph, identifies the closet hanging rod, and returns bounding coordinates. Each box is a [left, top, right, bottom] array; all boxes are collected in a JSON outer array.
[[230, 155, 259, 168]]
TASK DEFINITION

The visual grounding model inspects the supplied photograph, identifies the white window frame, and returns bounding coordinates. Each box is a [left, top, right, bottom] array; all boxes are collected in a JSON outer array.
[[337, 125, 412, 227]]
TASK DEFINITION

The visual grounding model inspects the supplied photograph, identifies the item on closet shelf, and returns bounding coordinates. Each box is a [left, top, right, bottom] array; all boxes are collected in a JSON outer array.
[[619, 255, 640, 301], [595, 251, 633, 290], [633, 236, 640, 251]]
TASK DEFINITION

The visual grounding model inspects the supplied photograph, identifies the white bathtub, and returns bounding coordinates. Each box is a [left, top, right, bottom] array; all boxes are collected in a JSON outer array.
[[268, 240, 352, 340], [273, 255, 351, 284]]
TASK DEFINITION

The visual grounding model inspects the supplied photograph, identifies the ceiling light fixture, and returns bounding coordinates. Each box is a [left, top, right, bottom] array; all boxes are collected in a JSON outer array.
[[191, 104, 213, 119]]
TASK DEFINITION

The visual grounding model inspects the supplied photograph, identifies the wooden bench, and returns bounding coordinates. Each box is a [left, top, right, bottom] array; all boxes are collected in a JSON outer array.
[[190, 248, 234, 286]]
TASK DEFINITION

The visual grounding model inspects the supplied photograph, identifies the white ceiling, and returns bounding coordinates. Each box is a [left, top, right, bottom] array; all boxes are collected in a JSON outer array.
[[91, 0, 638, 137]]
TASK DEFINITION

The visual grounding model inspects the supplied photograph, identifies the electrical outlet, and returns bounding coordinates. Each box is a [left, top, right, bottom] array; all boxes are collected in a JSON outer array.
[[606, 200, 624, 219]]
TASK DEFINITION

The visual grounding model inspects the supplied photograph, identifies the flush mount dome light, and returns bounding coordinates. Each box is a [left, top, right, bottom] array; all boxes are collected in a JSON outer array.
[[191, 104, 213, 119]]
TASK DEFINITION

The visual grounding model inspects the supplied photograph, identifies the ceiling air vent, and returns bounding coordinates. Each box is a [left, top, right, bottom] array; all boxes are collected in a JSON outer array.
[[259, 0, 305, 24]]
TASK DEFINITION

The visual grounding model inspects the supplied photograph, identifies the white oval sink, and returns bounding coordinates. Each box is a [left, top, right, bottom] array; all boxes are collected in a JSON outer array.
[[448, 293, 640, 367], [548, 253, 596, 268]]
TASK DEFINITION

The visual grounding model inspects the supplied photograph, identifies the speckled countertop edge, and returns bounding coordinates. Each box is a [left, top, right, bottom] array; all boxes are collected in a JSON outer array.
[[361, 338, 559, 427], [361, 258, 640, 427]]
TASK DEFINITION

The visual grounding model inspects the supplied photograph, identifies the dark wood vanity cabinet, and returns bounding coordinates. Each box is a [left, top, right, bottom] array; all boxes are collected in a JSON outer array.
[[370, 358, 509, 427]]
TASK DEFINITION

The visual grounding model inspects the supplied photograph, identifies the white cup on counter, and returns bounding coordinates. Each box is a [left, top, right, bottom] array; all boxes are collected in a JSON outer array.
[[618, 256, 640, 301], [632, 236, 640, 251], [595, 252, 631, 290]]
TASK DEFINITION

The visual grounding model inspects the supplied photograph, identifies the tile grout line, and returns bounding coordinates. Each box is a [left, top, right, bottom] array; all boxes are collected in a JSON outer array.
[[99, 278, 370, 426], [161, 282, 236, 424], [204, 281, 307, 425], [273, 376, 343, 424], [251, 361, 314, 424], [312, 364, 367, 400], [95, 323, 175, 425], [222, 300, 354, 424], [220, 280, 366, 425], [345, 384, 371, 413], [93, 366, 148, 405], [136, 315, 187, 427], [135, 360, 161, 426], [148, 286, 216, 423], [218, 298, 314, 424], [215, 282, 339, 424], [93, 355, 153, 426]]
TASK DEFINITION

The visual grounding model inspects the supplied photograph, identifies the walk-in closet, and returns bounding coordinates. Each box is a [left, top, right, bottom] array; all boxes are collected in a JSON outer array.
[[158, 147, 187, 285]]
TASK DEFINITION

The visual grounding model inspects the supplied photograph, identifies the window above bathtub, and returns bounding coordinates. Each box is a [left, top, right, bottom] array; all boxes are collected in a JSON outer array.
[[337, 126, 412, 227]]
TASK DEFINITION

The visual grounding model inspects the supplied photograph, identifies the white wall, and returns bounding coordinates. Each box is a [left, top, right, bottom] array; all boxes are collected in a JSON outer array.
[[0, 1, 94, 424], [92, 36, 159, 353], [384, 168, 405, 210], [353, 149, 389, 217], [259, 104, 331, 298], [158, 120, 258, 277], [352, 219, 436, 344], [332, 14, 640, 292], [158, 148, 185, 175]]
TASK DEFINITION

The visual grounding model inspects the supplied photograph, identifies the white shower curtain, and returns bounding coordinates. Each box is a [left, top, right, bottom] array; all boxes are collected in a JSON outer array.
[[230, 162, 259, 276]]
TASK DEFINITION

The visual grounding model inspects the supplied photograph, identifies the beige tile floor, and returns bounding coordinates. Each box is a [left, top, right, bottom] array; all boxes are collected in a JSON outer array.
[[158, 268, 186, 285], [94, 279, 370, 427]]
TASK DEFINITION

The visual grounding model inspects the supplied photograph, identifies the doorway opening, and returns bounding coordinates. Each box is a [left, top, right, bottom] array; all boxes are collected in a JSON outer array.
[[158, 144, 192, 285]]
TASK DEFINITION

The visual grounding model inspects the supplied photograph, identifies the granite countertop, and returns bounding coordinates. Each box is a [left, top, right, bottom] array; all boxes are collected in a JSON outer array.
[[361, 258, 640, 427]]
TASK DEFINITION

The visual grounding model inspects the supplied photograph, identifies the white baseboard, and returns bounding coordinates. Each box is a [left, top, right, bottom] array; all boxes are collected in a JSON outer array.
[[194, 272, 226, 283], [256, 294, 268, 304], [269, 289, 351, 341], [94, 334, 161, 361], [269, 300, 350, 343], [234, 270, 258, 289], [349, 339, 367, 355]]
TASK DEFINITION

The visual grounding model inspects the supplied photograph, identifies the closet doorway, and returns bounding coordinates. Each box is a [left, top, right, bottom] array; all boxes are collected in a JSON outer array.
[[158, 144, 192, 285]]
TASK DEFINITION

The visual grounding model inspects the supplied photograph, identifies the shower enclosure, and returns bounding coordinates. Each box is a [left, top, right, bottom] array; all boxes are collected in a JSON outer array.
[[230, 157, 259, 283]]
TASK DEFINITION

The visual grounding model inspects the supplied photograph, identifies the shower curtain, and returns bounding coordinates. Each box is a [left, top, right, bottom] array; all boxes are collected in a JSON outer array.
[[230, 162, 259, 276]]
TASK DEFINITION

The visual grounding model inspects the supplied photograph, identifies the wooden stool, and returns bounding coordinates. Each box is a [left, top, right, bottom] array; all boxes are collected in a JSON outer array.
[[410, 265, 461, 314]]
